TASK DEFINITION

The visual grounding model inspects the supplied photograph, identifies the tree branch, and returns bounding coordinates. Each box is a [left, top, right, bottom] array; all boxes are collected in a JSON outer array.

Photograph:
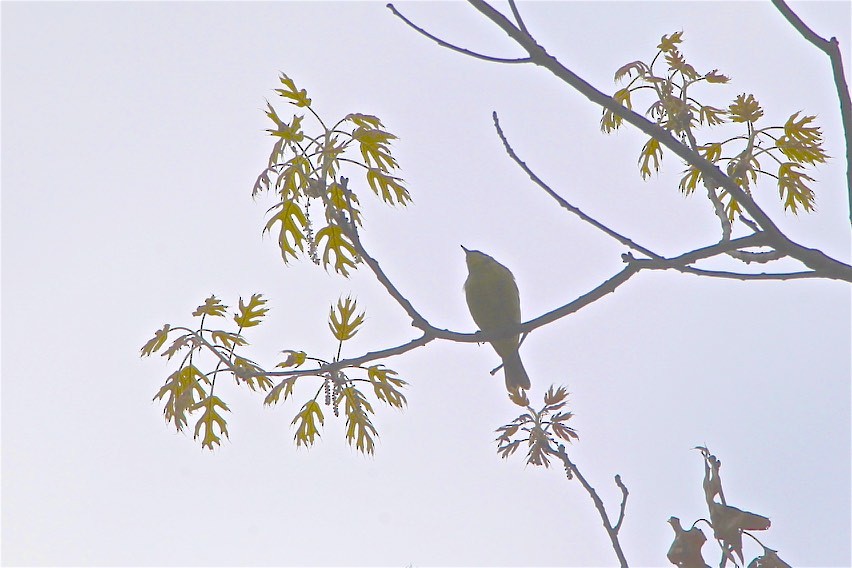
[[464, 0, 852, 277], [613, 474, 629, 534], [553, 444, 629, 567], [770, 0, 852, 223], [263, 333, 436, 377], [386, 3, 531, 64], [493, 111, 663, 260]]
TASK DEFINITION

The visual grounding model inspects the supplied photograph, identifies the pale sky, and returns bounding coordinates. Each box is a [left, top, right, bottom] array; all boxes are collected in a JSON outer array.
[[3, 1, 850, 566]]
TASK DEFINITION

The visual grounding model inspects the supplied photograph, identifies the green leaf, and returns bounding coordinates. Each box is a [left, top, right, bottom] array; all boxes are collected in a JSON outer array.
[[141, 324, 171, 356], [153, 365, 207, 431], [366, 169, 410, 205], [328, 296, 364, 341], [367, 365, 407, 408], [292, 400, 324, 447], [264, 200, 308, 262], [193, 296, 228, 318], [234, 294, 268, 328], [315, 224, 358, 276], [337, 386, 377, 455], [191, 395, 230, 450]]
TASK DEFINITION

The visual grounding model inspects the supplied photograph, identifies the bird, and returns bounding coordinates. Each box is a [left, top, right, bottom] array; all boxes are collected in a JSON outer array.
[[462, 246, 530, 393]]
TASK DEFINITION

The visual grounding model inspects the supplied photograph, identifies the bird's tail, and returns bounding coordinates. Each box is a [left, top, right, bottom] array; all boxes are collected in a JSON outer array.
[[502, 349, 530, 393]]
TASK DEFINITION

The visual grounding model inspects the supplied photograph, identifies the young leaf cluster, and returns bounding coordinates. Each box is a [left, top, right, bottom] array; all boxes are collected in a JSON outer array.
[[495, 386, 579, 468], [602, 32, 827, 220], [141, 294, 407, 454], [140, 294, 271, 449], [254, 73, 411, 277], [265, 296, 407, 455]]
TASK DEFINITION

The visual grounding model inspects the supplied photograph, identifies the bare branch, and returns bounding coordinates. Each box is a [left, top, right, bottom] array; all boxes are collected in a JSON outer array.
[[386, 3, 531, 64], [507, 0, 529, 36], [493, 111, 663, 259], [553, 444, 629, 567], [264, 333, 436, 378], [771, 0, 852, 223], [613, 474, 629, 534], [527, 264, 641, 330], [677, 267, 820, 281]]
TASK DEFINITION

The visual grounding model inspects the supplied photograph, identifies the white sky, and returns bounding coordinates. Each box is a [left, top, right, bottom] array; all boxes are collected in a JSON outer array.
[[3, 1, 850, 566]]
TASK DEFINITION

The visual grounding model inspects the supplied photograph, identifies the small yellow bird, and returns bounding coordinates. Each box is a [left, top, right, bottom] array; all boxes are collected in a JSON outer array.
[[462, 246, 530, 393]]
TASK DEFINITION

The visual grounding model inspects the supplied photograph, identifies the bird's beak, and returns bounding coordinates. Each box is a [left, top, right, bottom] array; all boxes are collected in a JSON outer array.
[[461, 245, 470, 253]]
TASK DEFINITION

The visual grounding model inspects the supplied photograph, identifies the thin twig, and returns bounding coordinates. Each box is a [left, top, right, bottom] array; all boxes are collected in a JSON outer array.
[[674, 267, 820, 281], [771, 0, 852, 223], [493, 111, 663, 259], [386, 3, 530, 64], [613, 474, 629, 533], [553, 444, 629, 568], [507, 0, 529, 36], [262, 333, 436, 377]]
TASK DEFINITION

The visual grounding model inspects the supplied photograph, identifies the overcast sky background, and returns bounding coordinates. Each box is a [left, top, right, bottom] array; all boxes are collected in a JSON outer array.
[[3, 1, 850, 566]]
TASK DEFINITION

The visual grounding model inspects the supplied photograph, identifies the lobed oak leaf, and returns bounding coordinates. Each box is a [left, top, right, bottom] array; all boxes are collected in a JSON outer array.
[[777, 162, 816, 214], [345, 113, 385, 129], [508, 388, 529, 407], [600, 88, 633, 133], [776, 136, 828, 165], [153, 365, 207, 431], [193, 296, 228, 318], [275, 73, 311, 107], [614, 60, 649, 82], [234, 294, 268, 328], [141, 324, 171, 356], [783, 111, 822, 144], [267, 113, 305, 143], [277, 350, 307, 368], [275, 156, 312, 199], [525, 426, 551, 467], [544, 385, 569, 406], [264, 199, 308, 262], [315, 224, 358, 276], [328, 296, 364, 341], [337, 386, 377, 454], [728, 94, 763, 123], [191, 395, 230, 450], [367, 365, 407, 408], [211, 330, 247, 349], [265, 377, 298, 405], [638, 137, 663, 179], [498, 439, 521, 459], [698, 105, 727, 126], [366, 169, 410, 205], [291, 400, 324, 447], [665, 50, 698, 80], [657, 31, 684, 53], [705, 69, 730, 84], [351, 127, 398, 171], [162, 334, 193, 360]]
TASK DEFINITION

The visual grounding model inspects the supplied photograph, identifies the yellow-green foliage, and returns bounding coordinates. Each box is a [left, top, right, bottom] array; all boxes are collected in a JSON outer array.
[[254, 73, 410, 276], [142, 75, 410, 453], [602, 32, 827, 219], [141, 294, 406, 454]]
